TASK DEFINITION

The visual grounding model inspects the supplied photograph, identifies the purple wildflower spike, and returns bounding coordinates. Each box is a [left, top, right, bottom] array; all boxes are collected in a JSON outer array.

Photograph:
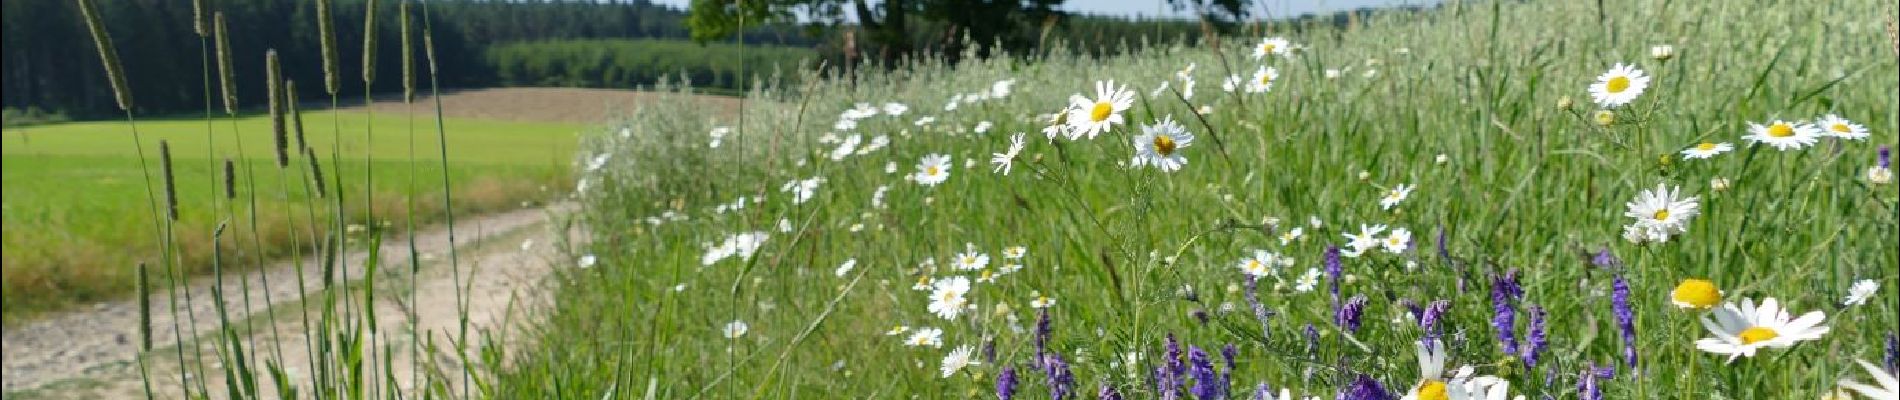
[[1245, 277, 1274, 340], [1490, 273, 1519, 355], [1880, 145, 1892, 169], [1525, 305, 1548, 369], [1302, 324, 1320, 356], [1885, 333, 1898, 374], [1099, 383, 1124, 400], [1188, 346, 1223, 399], [1612, 276, 1637, 370], [1435, 226, 1450, 261], [985, 339, 998, 364], [1338, 375, 1394, 400], [1045, 354, 1075, 400], [1337, 295, 1368, 333], [1577, 366, 1602, 400], [1035, 309, 1052, 364], [998, 366, 1019, 400], [1193, 308, 1210, 325], [1591, 248, 1620, 269], [1253, 383, 1273, 400], [1325, 246, 1343, 309]]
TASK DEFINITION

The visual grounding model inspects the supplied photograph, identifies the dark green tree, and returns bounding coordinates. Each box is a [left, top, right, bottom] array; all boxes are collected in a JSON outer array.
[[686, 0, 1066, 65]]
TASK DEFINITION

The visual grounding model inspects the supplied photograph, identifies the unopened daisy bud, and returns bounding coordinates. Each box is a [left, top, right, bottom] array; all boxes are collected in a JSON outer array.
[[1669, 278, 1722, 310], [1435, 154, 1449, 164], [1593, 110, 1616, 126], [1870, 166, 1894, 185], [1356, 170, 1371, 181], [1710, 177, 1731, 192], [1650, 44, 1675, 61], [1557, 96, 1574, 111]]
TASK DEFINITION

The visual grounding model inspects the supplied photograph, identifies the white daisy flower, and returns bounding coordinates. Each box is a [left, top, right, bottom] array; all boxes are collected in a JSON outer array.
[[1279, 227, 1304, 245], [1341, 224, 1388, 257], [1293, 268, 1321, 292], [781, 177, 823, 204], [723, 320, 749, 339], [1587, 63, 1650, 108], [1694, 297, 1830, 362], [829, 134, 863, 161], [991, 132, 1026, 175], [1623, 182, 1699, 242], [708, 126, 730, 148], [940, 345, 981, 378], [927, 277, 972, 320], [1742, 120, 1822, 151], [1131, 115, 1195, 172], [1842, 279, 1878, 306], [915, 154, 952, 186], [1252, 37, 1292, 59], [577, 254, 597, 268], [991, 79, 1017, 98], [953, 250, 990, 271], [1222, 75, 1243, 92], [1838, 359, 1899, 400], [974, 121, 994, 134], [1382, 228, 1412, 254], [884, 102, 909, 116], [1381, 183, 1415, 210], [1237, 250, 1279, 277], [1030, 293, 1057, 309], [1002, 246, 1027, 259], [905, 327, 944, 347], [1401, 339, 1466, 400], [1870, 166, 1894, 185], [1325, 69, 1343, 79], [1679, 142, 1734, 159], [1816, 114, 1870, 140], [915, 116, 937, 126], [1245, 66, 1279, 94], [999, 263, 1023, 275], [1066, 80, 1135, 139], [835, 259, 857, 277]]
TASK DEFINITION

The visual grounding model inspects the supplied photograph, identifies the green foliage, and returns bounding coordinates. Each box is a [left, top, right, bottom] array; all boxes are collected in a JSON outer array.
[[485, 39, 817, 90]]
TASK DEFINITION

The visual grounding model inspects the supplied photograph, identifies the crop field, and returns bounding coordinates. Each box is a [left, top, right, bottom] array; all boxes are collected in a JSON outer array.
[[506, 0, 1899, 399], [1, 109, 579, 318]]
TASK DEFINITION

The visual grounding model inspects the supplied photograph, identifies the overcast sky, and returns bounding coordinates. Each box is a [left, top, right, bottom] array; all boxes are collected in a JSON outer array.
[[645, 0, 1439, 20]]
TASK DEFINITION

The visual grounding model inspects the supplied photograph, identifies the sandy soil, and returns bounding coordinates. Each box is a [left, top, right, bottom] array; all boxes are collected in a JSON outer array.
[[341, 87, 743, 123], [1, 203, 580, 399]]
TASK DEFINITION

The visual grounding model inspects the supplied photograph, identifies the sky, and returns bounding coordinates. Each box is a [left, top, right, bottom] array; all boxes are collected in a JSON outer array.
[[645, 0, 1441, 20]]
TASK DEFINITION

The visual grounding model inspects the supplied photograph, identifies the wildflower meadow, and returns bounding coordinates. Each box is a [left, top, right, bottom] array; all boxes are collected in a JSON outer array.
[[527, 0, 1899, 399]]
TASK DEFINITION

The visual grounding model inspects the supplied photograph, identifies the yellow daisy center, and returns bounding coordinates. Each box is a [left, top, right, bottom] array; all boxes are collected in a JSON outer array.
[[1738, 326, 1779, 345], [1261, 44, 1277, 54], [1831, 123, 1851, 133], [1417, 380, 1449, 400], [1247, 260, 1263, 271], [1090, 101, 1114, 122], [1670, 279, 1722, 309], [1153, 134, 1177, 156], [926, 166, 940, 176], [1606, 76, 1631, 93], [1696, 142, 1718, 151], [1767, 123, 1794, 138], [1652, 209, 1670, 221], [1259, 74, 1274, 85]]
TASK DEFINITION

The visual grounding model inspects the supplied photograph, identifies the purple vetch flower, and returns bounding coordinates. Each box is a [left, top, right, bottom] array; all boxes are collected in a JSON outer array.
[[1045, 354, 1076, 400], [1591, 248, 1621, 269], [1401, 299, 1423, 322], [1337, 375, 1394, 400], [998, 366, 1020, 400], [1525, 305, 1548, 369], [1880, 145, 1892, 169], [1252, 383, 1273, 400], [1302, 324, 1320, 356], [1419, 300, 1451, 337], [985, 339, 998, 364], [1244, 277, 1274, 340], [1222, 344, 1238, 397], [1099, 383, 1125, 400], [1188, 346, 1224, 399], [1489, 273, 1519, 355], [1192, 308, 1210, 325], [1166, 334, 1186, 377], [1035, 309, 1053, 364], [1336, 295, 1368, 333], [1577, 366, 1602, 400], [1885, 332, 1898, 374], [1612, 276, 1638, 370], [1325, 246, 1343, 309]]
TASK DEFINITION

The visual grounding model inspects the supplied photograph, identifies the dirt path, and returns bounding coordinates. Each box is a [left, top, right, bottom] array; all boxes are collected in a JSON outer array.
[[2, 203, 579, 399]]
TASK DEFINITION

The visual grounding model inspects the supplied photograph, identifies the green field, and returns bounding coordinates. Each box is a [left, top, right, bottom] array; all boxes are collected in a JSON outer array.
[[499, 0, 1897, 398], [1, 110, 580, 319]]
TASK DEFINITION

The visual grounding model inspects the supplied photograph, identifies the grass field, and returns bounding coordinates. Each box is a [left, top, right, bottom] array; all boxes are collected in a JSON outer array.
[[1, 109, 580, 319], [498, 0, 1898, 398]]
